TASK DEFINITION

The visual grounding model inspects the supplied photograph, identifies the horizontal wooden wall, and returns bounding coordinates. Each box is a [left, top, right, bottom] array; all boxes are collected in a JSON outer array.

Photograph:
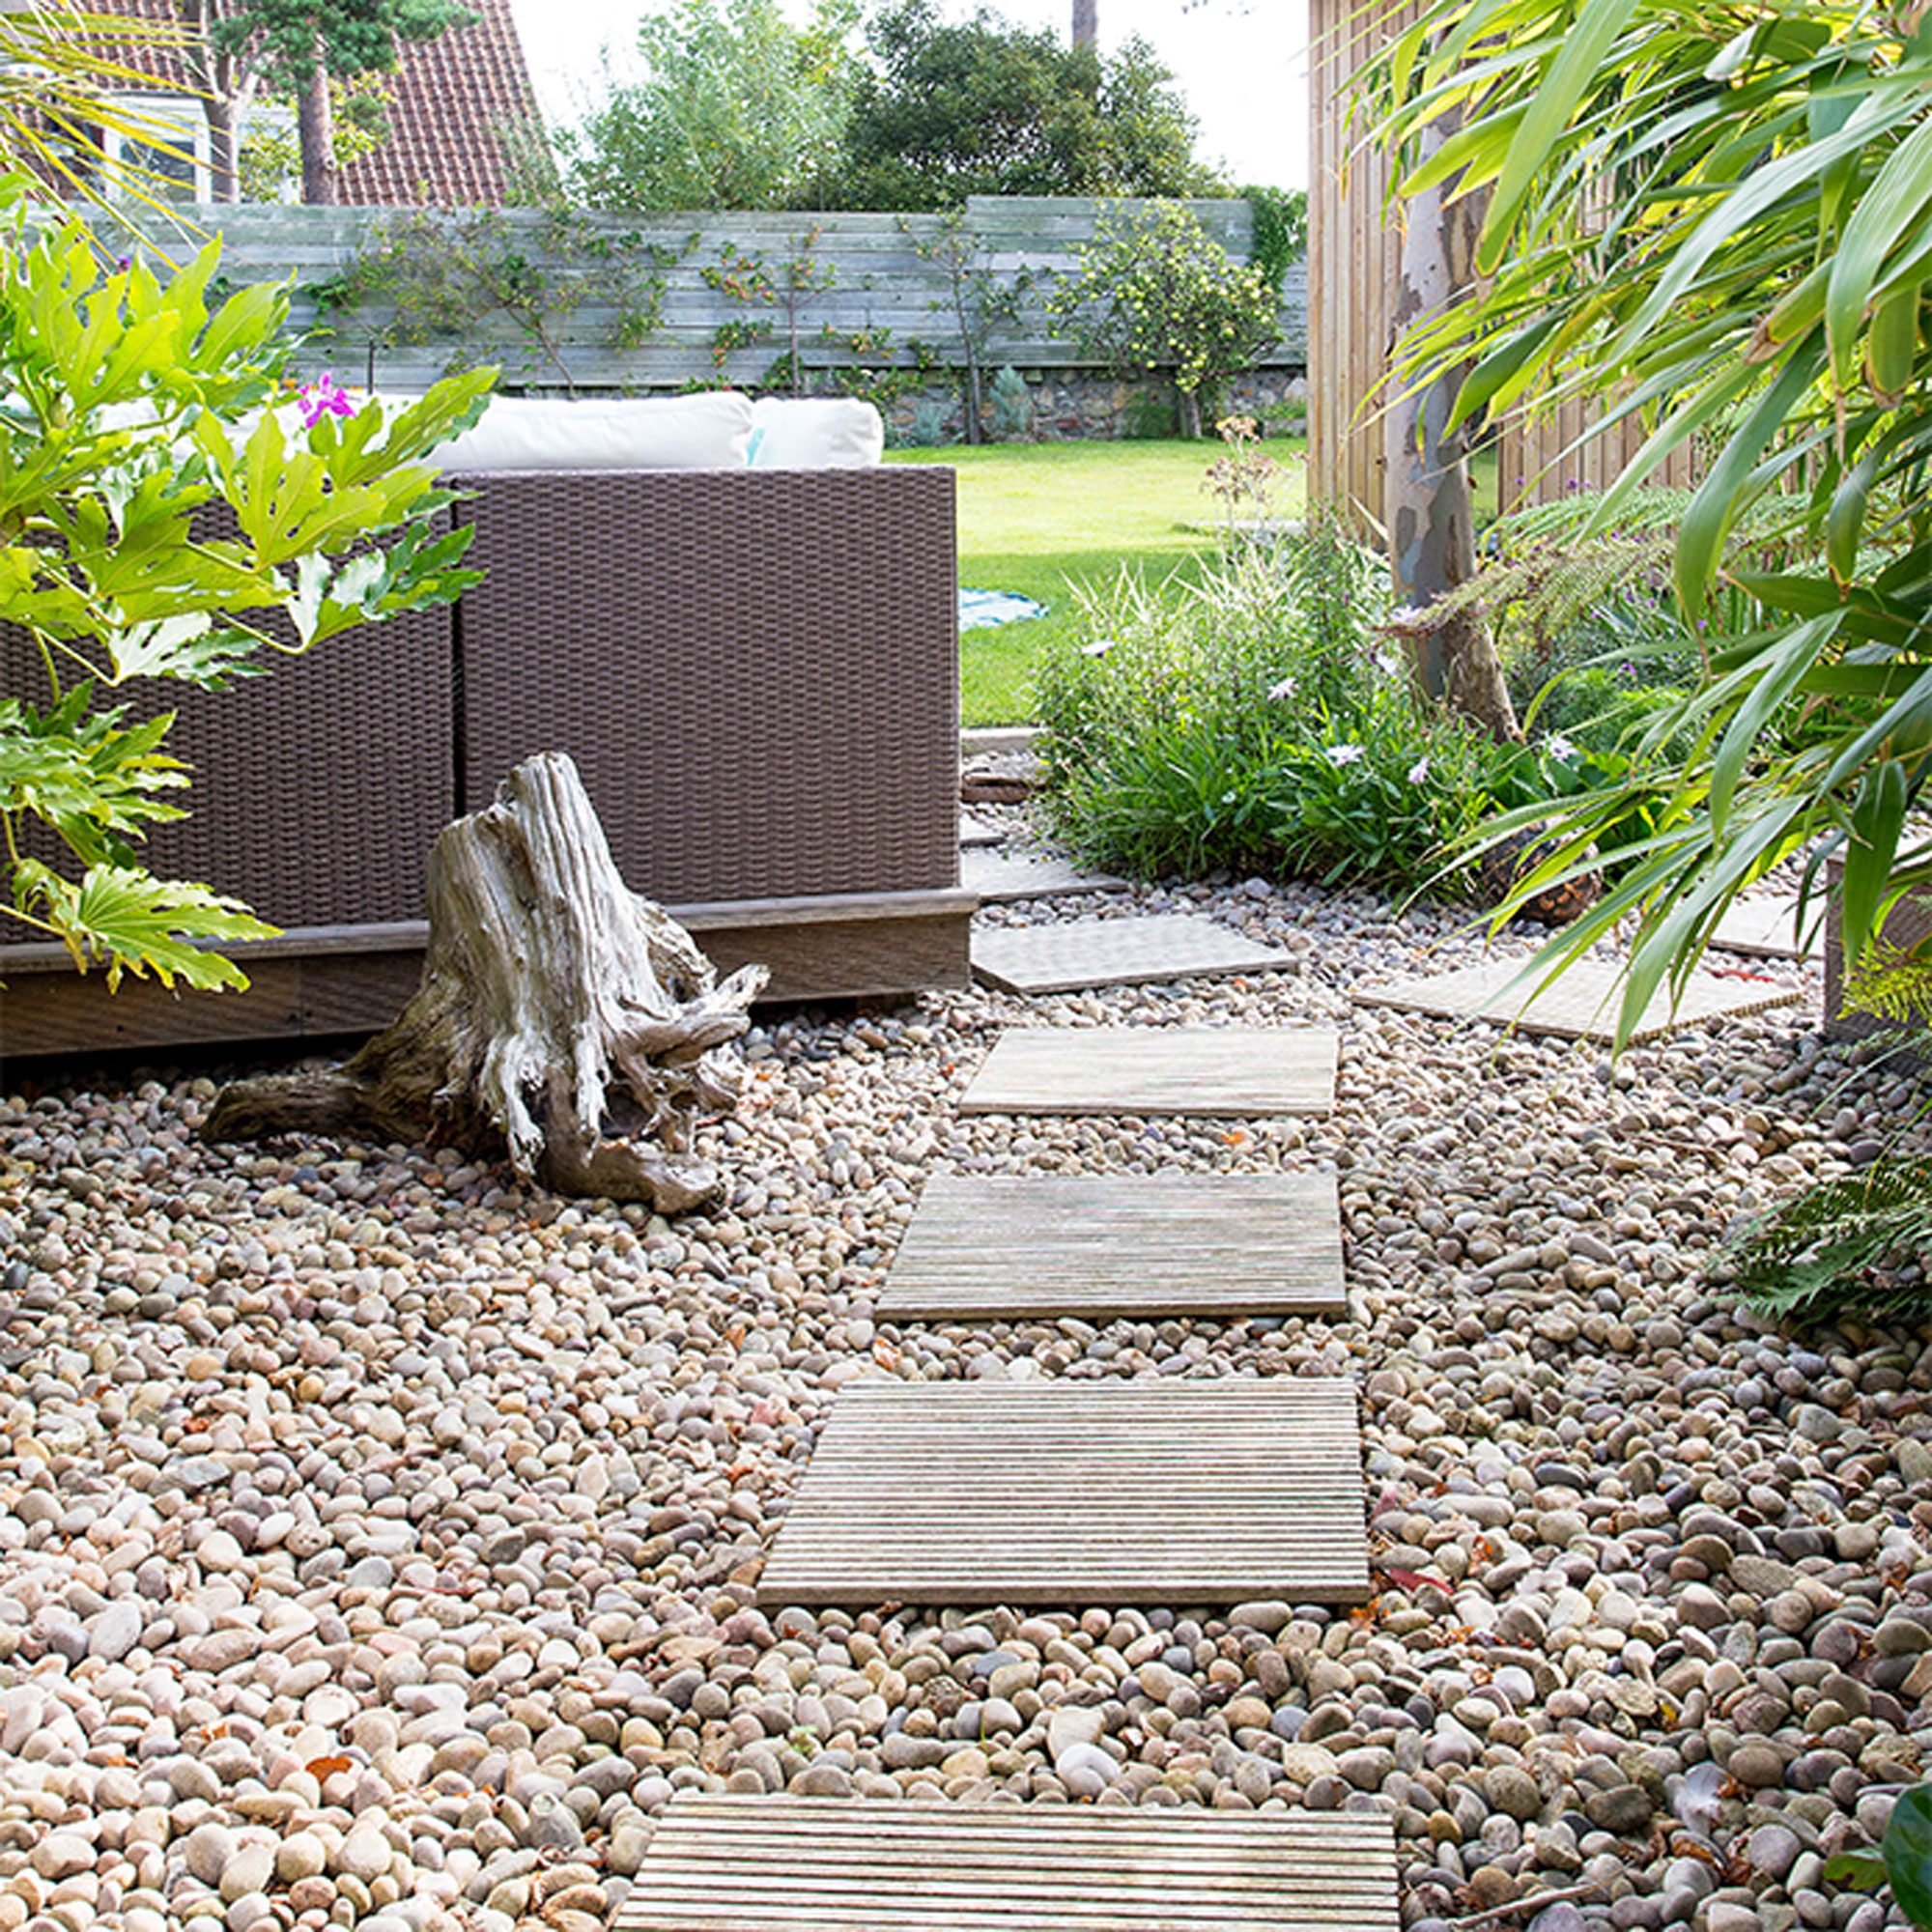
[[1308, 1, 1692, 533], [118, 197, 1307, 395]]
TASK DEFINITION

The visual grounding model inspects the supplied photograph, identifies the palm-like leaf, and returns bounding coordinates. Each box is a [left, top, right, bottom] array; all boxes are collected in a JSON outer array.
[[1366, 0, 1932, 1044]]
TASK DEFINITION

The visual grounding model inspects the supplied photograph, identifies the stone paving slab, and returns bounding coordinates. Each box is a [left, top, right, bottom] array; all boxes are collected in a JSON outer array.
[[614, 1797, 1399, 1932], [959, 1027, 1338, 1117], [879, 1172, 1347, 1321], [962, 849, 1130, 903], [972, 913, 1292, 993], [756, 1378, 1371, 1606], [958, 812, 1005, 849], [1354, 954, 1804, 1043], [1710, 894, 1822, 961]]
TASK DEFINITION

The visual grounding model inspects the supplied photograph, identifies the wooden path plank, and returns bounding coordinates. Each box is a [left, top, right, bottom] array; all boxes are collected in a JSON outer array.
[[880, 1173, 1347, 1321], [959, 812, 1005, 849], [1353, 954, 1803, 1043], [960, 1028, 1338, 1118], [757, 1378, 1369, 1606], [614, 1797, 1399, 1932], [972, 913, 1291, 994], [1710, 894, 1822, 961], [962, 849, 1130, 903]]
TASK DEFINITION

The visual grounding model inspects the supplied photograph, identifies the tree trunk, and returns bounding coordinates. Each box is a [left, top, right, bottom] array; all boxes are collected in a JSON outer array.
[[1385, 114, 1520, 744], [1071, 0, 1096, 46], [1176, 383, 1203, 439], [204, 96, 240, 202], [203, 753, 769, 1212], [298, 56, 336, 205]]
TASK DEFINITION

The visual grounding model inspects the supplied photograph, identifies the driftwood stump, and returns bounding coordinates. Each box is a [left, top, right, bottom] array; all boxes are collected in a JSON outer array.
[[204, 753, 768, 1211]]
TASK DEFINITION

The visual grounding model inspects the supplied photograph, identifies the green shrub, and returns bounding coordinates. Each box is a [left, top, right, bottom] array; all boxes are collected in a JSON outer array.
[[988, 365, 1032, 441], [1035, 525, 1518, 892], [1121, 386, 1178, 440], [0, 189, 492, 992]]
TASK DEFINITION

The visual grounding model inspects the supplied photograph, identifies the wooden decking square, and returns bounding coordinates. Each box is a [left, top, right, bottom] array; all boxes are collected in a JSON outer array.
[[962, 848, 1129, 902], [960, 1027, 1338, 1117], [972, 913, 1291, 993], [1710, 894, 1821, 960], [1354, 954, 1804, 1043], [880, 1173, 1346, 1321], [757, 1378, 1370, 1606], [614, 1797, 1399, 1932]]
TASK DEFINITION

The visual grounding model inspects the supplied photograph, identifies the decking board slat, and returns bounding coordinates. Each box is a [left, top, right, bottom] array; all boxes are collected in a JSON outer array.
[[959, 1028, 1338, 1119], [880, 1173, 1346, 1321], [615, 1798, 1399, 1932], [961, 850, 1130, 903], [757, 1379, 1368, 1607], [972, 913, 1292, 994], [1354, 954, 1804, 1042]]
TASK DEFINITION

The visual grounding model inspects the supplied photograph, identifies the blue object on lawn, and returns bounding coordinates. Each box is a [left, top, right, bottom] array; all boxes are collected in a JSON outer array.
[[959, 587, 1047, 631]]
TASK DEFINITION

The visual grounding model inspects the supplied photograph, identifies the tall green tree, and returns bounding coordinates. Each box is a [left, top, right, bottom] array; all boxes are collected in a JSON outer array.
[[564, 0, 859, 212], [1371, 0, 1932, 1040], [205, 0, 475, 204], [827, 0, 1217, 212]]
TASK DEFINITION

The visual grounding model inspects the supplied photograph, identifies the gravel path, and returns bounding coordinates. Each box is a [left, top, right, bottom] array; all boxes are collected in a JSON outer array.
[[0, 865, 1924, 1932]]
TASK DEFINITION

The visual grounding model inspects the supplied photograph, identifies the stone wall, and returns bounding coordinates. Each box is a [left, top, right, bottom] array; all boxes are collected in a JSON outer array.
[[884, 367, 1308, 446]]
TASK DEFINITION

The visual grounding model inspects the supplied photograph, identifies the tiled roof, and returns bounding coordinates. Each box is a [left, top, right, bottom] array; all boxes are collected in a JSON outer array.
[[340, 0, 542, 206], [105, 0, 543, 207]]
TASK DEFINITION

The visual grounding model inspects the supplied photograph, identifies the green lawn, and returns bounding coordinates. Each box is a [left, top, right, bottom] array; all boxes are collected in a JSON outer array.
[[889, 438, 1309, 726]]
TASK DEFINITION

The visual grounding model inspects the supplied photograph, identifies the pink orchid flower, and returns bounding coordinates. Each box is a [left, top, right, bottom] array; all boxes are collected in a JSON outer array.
[[297, 373, 357, 428]]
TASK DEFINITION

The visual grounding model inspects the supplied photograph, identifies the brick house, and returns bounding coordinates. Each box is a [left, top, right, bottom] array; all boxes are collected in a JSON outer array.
[[97, 0, 543, 206]]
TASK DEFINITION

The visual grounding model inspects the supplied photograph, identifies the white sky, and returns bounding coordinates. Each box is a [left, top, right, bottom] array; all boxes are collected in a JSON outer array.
[[508, 0, 1311, 191]]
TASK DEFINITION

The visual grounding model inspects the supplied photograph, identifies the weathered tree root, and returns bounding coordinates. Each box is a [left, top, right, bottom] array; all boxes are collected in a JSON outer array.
[[205, 753, 768, 1212]]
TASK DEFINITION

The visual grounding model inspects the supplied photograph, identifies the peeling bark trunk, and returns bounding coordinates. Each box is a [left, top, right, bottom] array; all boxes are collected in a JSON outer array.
[[204, 753, 769, 1213], [1071, 0, 1096, 46], [1386, 112, 1520, 744], [298, 56, 336, 205]]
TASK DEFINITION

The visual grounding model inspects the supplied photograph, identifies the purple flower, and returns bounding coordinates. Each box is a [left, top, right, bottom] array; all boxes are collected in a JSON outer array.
[[1267, 676, 1295, 702], [1325, 743, 1366, 766], [114, 254, 131, 271], [1407, 756, 1430, 784], [297, 372, 357, 427]]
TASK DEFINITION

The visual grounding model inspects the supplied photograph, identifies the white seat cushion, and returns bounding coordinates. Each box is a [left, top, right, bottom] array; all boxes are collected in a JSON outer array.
[[435, 390, 754, 471], [748, 396, 884, 469]]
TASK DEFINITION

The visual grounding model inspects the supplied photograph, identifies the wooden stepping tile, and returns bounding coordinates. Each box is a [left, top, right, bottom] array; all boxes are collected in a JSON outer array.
[[614, 1796, 1399, 1932], [972, 912, 1291, 993], [962, 847, 1129, 902], [1710, 893, 1821, 960], [757, 1378, 1370, 1606], [880, 1173, 1346, 1321], [959, 811, 1005, 848], [960, 1027, 1338, 1117], [1355, 954, 1803, 1043]]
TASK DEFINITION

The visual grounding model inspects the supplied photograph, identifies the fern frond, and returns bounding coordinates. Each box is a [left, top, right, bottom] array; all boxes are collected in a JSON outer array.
[[1841, 924, 1932, 1026], [1724, 1154, 1932, 1323]]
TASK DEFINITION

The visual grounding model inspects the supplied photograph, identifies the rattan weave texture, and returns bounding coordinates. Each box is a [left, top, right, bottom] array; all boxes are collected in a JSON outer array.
[[455, 469, 960, 905], [0, 505, 454, 930]]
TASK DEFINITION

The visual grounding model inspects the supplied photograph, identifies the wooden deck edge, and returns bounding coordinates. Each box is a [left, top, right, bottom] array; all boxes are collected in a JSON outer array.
[[0, 890, 975, 1063]]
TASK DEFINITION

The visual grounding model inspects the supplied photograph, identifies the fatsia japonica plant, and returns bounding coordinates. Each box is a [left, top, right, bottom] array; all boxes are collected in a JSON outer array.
[[1368, 0, 1932, 1047], [0, 178, 493, 992]]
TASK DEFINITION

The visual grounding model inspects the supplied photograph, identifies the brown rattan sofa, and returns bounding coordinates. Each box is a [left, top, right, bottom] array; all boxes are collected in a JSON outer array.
[[0, 465, 970, 1063]]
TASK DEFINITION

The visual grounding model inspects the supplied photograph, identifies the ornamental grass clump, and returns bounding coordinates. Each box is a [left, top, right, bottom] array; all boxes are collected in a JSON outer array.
[[1034, 521, 1516, 892]]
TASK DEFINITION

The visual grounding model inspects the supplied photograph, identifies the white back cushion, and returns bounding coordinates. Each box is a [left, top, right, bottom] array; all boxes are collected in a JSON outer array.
[[435, 391, 754, 472], [748, 396, 885, 469]]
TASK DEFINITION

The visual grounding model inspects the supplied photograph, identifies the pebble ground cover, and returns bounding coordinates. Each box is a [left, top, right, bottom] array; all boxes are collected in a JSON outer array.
[[0, 850, 1927, 1932]]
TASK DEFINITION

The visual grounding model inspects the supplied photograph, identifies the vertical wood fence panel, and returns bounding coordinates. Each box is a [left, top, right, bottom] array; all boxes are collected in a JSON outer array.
[[1308, 0, 1695, 536]]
